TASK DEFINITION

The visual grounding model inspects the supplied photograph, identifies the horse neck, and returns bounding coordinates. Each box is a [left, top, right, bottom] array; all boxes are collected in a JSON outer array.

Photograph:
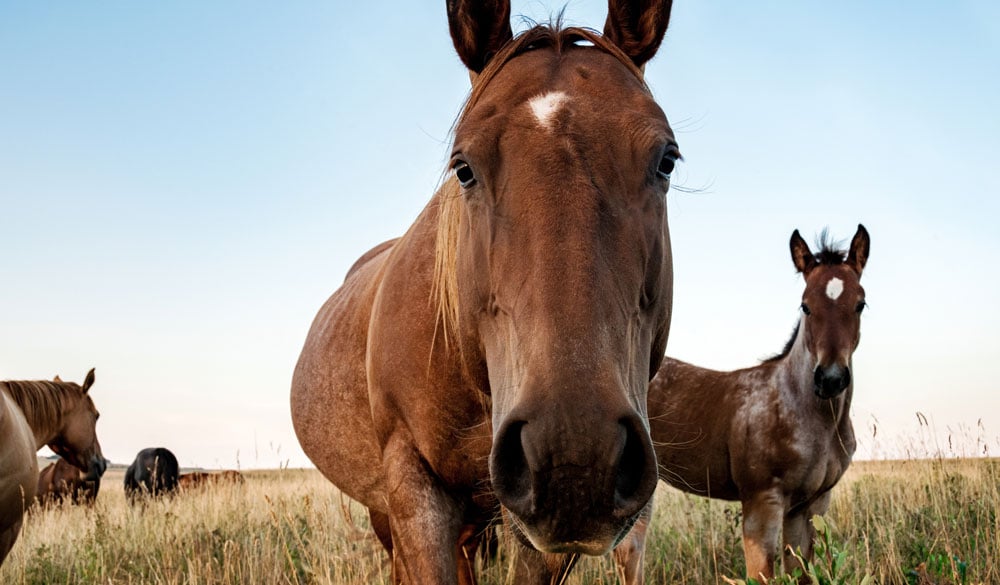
[[0, 381, 69, 449], [775, 319, 854, 424]]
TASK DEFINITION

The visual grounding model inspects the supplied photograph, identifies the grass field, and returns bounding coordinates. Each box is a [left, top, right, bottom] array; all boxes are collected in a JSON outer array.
[[1, 457, 998, 584]]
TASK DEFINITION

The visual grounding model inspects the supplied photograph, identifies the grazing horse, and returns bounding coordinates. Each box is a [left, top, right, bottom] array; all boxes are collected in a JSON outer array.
[[35, 458, 100, 507], [616, 225, 870, 584], [124, 447, 179, 503], [291, 0, 679, 582], [178, 470, 245, 490], [177, 471, 211, 491], [0, 368, 107, 565]]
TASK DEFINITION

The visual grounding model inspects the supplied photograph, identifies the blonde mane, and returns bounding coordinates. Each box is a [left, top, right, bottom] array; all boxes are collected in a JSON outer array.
[[431, 25, 649, 345]]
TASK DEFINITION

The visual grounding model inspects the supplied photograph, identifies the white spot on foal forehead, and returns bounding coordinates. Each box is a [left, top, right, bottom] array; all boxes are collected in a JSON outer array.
[[528, 91, 569, 130], [826, 277, 844, 301]]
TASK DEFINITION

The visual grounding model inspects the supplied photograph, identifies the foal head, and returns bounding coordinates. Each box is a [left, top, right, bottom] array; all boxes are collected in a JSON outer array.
[[790, 225, 870, 399]]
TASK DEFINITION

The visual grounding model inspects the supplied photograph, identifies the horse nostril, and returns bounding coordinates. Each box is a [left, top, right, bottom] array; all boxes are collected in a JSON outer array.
[[490, 420, 532, 515], [613, 416, 658, 518]]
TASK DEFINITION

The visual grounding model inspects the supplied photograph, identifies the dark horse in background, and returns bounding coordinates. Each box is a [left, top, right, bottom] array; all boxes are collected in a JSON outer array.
[[0, 368, 107, 566], [124, 447, 179, 503], [35, 458, 101, 507], [291, 0, 680, 583], [616, 225, 871, 583]]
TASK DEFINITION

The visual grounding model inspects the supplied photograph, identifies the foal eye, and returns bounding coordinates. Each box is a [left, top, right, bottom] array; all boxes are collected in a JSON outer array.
[[454, 161, 476, 188], [801, 303, 811, 316], [657, 153, 677, 180], [856, 301, 867, 314]]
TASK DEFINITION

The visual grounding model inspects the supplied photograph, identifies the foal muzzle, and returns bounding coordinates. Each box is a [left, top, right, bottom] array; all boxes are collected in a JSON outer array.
[[813, 364, 851, 399]]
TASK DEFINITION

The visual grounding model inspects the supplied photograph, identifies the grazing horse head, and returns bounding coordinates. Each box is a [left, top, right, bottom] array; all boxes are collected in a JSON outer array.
[[439, 0, 677, 554], [45, 368, 107, 480], [790, 225, 870, 399]]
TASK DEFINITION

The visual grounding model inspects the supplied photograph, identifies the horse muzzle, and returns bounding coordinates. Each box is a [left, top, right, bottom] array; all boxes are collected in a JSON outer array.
[[84, 455, 109, 481], [813, 364, 851, 399], [489, 410, 659, 555]]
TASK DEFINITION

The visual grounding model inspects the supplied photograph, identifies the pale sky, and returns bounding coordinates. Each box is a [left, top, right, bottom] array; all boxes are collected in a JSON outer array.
[[2, 1, 998, 469]]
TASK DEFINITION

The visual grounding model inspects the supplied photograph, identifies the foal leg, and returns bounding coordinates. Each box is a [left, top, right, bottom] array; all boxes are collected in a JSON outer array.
[[613, 503, 652, 585], [382, 438, 465, 585], [741, 488, 785, 582], [782, 491, 831, 583]]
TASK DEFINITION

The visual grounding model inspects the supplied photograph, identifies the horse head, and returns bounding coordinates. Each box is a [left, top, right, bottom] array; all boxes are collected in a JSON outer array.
[[440, 0, 677, 554], [47, 368, 107, 481]]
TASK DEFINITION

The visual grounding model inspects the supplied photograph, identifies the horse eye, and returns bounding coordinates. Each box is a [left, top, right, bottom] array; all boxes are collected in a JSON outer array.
[[801, 303, 811, 316], [856, 301, 867, 314], [454, 161, 476, 188], [657, 153, 676, 180]]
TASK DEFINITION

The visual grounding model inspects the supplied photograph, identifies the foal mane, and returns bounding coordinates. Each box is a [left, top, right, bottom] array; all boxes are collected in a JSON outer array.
[[432, 24, 649, 345], [813, 228, 848, 266], [1, 379, 81, 431]]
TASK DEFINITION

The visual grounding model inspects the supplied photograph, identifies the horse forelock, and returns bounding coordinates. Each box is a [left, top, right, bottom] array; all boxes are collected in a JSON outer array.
[[432, 24, 651, 346], [813, 228, 848, 266], [0, 379, 88, 437]]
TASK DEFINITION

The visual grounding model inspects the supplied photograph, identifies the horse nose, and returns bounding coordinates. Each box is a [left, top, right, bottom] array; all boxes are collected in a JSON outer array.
[[813, 364, 851, 398], [490, 410, 658, 553], [87, 454, 108, 479]]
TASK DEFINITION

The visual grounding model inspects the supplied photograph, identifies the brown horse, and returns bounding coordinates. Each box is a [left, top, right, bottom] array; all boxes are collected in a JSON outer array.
[[178, 470, 245, 491], [35, 458, 100, 507], [0, 368, 107, 565], [291, 1, 679, 582], [616, 225, 870, 583]]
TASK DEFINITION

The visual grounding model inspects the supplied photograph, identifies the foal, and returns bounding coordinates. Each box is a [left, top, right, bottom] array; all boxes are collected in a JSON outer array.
[[618, 225, 870, 583]]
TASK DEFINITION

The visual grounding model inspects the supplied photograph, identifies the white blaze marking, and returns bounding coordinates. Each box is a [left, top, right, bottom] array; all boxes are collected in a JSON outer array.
[[528, 91, 569, 130], [826, 277, 844, 301]]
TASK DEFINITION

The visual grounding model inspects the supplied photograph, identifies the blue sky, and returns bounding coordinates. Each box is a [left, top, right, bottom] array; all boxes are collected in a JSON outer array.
[[1, 1, 998, 468]]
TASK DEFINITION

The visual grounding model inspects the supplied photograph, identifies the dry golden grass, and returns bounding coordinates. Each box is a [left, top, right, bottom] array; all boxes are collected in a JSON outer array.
[[1, 458, 998, 584]]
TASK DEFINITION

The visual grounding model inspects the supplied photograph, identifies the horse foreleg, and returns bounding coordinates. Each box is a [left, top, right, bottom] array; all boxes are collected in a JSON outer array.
[[370, 509, 394, 553], [782, 491, 831, 583], [613, 503, 651, 585], [510, 540, 577, 585], [382, 437, 465, 585], [741, 488, 785, 582], [0, 518, 24, 567]]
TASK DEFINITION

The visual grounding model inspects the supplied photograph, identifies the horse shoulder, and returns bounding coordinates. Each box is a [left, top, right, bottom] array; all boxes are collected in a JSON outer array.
[[291, 236, 399, 512], [366, 201, 492, 490], [0, 395, 39, 524]]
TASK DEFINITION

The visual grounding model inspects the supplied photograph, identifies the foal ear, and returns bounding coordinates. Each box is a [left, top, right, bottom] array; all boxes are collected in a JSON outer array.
[[81, 368, 96, 394], [447, 0, 513, 74], [604, 0, 674, 69], [847, 223, 870, 275], [789, 229, 817, 275]]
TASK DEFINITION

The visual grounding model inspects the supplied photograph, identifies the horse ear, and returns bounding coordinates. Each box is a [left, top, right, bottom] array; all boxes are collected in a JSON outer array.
[[53, 375, 63, 382], [847, 224, 870, 275], [789, 229, 817, 275], [82, 368, 95, 393], [604, 0, 674, 69], [447, 0, 513, 74]]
